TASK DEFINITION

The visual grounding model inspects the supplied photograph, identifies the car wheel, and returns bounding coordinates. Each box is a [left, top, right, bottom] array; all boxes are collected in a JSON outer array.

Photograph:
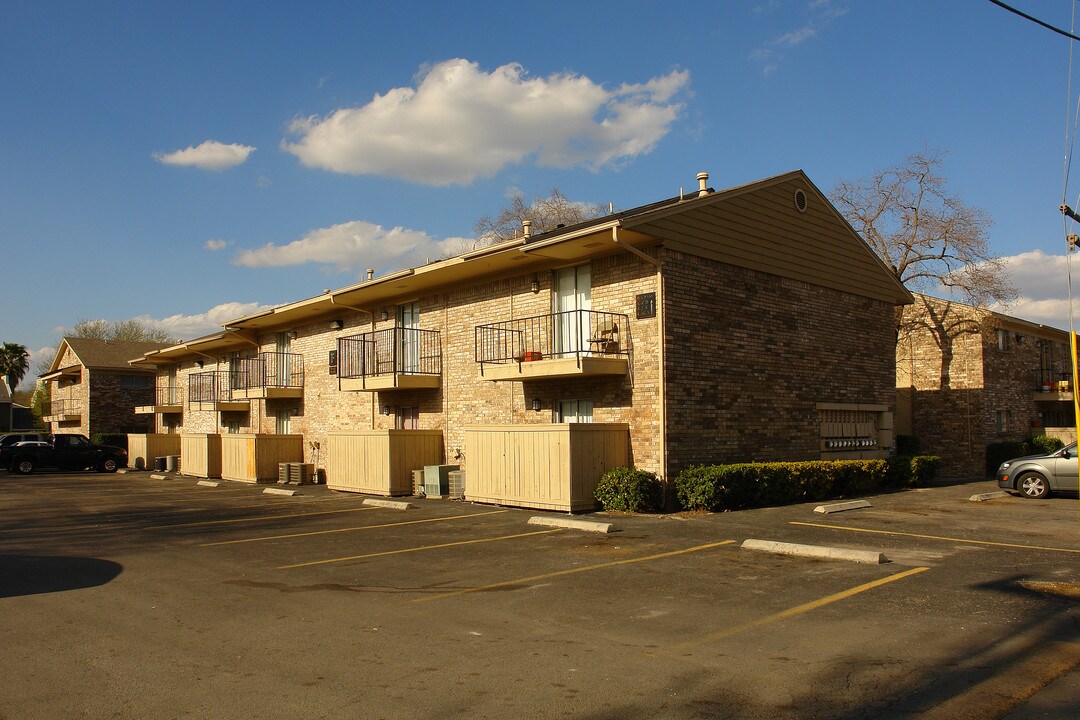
[[97, 457, 119, 473], [15, 457, 34, 475], [1017, 473, 1050, 499]]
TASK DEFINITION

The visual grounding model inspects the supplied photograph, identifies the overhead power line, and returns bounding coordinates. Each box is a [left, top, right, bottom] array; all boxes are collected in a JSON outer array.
[[986, 0, 1080, 41]]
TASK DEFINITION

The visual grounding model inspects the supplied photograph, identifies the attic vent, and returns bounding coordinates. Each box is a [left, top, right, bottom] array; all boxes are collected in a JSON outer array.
[[794, 188, 808, 213]]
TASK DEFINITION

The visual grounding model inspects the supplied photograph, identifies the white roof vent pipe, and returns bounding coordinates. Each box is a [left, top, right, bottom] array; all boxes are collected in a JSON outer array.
[[697, 172, 710, 197], [366, 268, 374, 281], [522, 219, 532, 239]]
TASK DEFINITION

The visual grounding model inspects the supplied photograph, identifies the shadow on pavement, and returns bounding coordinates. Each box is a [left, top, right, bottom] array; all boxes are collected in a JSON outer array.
[[0, 554, 123, 598]]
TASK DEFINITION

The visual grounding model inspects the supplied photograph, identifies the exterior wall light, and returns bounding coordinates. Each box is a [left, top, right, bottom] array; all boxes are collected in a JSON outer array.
[[531, 398, 541, 412], [331, 319, 344, 329], [530, 275, 540, 293], [196, 360, 204, 368], [380, 309, 389, 321], [381, 404, 391, 416]]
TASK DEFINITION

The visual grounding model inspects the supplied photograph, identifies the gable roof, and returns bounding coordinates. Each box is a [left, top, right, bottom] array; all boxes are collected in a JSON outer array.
[[133, 170, 913, 364], [42, 337, 172, 379]]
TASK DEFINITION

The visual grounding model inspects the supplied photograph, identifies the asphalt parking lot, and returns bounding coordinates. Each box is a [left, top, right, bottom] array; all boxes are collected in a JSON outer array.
[[1, 471, 1077, 720]]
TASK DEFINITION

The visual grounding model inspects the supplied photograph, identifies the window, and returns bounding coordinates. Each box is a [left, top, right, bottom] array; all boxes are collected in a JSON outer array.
[[555, 399, 593, 423], [328, 349, 338, 375], [997, 329, 1009, 351], [996, 410, 1008, 433], [119, 375, 152, 389]]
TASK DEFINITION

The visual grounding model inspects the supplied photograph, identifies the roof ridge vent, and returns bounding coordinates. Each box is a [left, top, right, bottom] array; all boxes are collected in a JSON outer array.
[[697, 172, 710, 197], [522, 219, 532, 239]]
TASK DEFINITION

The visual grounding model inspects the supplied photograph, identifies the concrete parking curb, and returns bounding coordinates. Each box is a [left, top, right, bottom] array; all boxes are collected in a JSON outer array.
[[814, 500, 872, 514], [528, 516, 613, 534], [263, 487, 300, 496], [197, 480, 220, 488], [362, 499, 415, 510], [969, 491, 1010, 502], [742, 538, 886, 564], [149, 474, 168, 480]]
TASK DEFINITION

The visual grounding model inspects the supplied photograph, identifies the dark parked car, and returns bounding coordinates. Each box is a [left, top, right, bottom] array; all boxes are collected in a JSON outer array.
[[996, 442, 1080, 498], [0, 434, 127, 474]]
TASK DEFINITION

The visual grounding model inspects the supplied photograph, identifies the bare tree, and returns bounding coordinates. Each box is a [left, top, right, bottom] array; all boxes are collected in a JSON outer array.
[[830, 149, 1018, 315], [69, 318, 177, 344], [471, 188, 606, 250]]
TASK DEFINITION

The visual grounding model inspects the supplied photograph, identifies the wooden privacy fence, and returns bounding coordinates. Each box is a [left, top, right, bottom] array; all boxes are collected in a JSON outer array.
[[325, 430, 443, 495], [464, 423, 630, 512], [127, 434, 181, 471], [180, 433, 223, 478], [221, 434, 304, 483]]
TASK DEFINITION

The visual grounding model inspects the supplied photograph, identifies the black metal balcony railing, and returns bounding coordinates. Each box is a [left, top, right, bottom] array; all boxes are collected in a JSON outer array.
[[338, 328, 442, 380], [154, 385, 182, 406], [474, 309, 630, 365], [1032, 366, 1072, 392], [188, 371, 232, 404], [230, 352, 304, 390], [43, 399, 81, 417]]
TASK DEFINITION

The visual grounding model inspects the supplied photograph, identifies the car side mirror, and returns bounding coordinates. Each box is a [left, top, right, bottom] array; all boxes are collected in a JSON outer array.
[[1062, 449, 1071, 459]]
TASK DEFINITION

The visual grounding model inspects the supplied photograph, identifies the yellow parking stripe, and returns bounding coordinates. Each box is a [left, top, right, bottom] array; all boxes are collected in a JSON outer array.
[[142, 505, 379, 530], [791, 521, 1080, 554], [278, 528, 563, 569], [200, 510, 510, 546], [667, 566, 930, 653], [411, 540, 736, 604]]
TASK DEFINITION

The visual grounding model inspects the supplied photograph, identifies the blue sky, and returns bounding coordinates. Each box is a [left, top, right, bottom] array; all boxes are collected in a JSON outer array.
[[4, 0, 1080, 389]]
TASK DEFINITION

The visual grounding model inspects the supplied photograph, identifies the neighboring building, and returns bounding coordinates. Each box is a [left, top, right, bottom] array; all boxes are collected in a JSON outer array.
[[130, 170, 912, 504], [40, 337, 172, 436], [896, 293, 1074, 477], [0, 378, 10, 432]]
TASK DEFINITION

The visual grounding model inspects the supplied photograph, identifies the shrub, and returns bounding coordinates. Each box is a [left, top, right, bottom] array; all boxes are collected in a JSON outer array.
[[673, 459, 888, 512], [886, 455, 942, 487], [986, 436, 1065, 475], [594, 467, 664, 512], [1025, 434, 1064, 455], [895, 435, 921, 456], [90, 433, 128, 451]]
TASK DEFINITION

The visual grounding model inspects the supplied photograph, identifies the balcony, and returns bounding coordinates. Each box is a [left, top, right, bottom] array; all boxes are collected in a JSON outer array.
[[230, 352, 304, 400], [475, 309, 630, 382], [1032, 366, 1074, 402], [338, 328, 442, 392], [42, 399, 81, 424], [135, 385, 184, 415], [188, 371, 249, 412]]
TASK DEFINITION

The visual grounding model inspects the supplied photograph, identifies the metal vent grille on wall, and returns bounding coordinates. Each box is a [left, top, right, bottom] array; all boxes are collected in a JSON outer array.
[[794, 188, 808, 213]]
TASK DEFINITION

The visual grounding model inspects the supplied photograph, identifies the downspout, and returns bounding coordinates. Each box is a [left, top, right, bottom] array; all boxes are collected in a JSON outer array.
[[612, 227, 667, 482]]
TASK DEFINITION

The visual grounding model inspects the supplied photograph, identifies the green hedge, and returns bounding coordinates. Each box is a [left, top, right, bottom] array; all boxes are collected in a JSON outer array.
[[673, 456, 941, 512], [90, 433, 128, 451], [985, 435, 1064, 475], [594, 467, 664, 512]]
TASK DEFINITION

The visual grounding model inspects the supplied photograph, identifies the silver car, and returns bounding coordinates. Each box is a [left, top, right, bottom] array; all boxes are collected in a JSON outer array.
[[996, 442, 1080, 498]]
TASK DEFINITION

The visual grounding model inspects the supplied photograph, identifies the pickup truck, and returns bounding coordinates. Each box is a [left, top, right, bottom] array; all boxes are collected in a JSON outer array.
[[1, 434, 127, 474]]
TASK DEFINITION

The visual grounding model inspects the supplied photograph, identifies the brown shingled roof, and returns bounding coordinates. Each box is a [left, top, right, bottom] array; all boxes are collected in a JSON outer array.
[[60, 337, 173, 371]]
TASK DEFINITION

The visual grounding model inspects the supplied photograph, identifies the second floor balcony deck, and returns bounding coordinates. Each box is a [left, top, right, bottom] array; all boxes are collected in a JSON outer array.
[[1032, 366, 1074, 402], [188, 370, 249, 412], [475, 309, 631, 381], [42, 398, 81, 423], [230, 352, 304, 400], [338, 328, 442, 392], [135, 385, 184, 415]]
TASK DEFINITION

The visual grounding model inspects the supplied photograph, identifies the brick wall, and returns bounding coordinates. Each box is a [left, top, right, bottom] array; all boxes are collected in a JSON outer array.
[[663, 249, 897, 474], [88, 371, 155, 434]]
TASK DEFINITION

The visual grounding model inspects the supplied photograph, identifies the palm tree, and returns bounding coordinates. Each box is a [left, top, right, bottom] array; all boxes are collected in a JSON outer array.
[[0, 342, 30, 392]]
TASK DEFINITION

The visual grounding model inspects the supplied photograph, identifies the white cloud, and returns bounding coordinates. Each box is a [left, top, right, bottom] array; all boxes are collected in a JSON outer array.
[[989, 250, 1077, 331], [130, 301, 277, 341], [204, 239, 231, 251], [282, 59, 689, 185], [154, 140, 256, 170], [750, 1, 847, 76], [232, 220, 469, 274]]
